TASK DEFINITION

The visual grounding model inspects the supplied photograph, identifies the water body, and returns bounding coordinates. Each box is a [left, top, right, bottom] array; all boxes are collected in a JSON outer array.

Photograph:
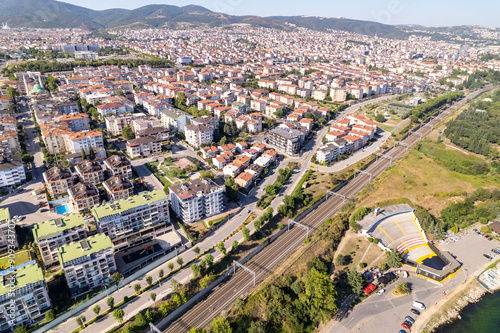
[[435, 291, 500, 333]]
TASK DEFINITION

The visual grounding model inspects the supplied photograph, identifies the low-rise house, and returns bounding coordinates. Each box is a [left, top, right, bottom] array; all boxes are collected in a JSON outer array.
[[58, 234, 116, 296], [202, 146, 219, 159], [236, 142, 248, 153], [262, 149, 278, 163], [235, 172, 255, 188], [68, 182, 100, 213], [223, 163, 241, 178], [245, 164, 264, 178], [103, 176, 134, 201], [32, 214, 87, 267]]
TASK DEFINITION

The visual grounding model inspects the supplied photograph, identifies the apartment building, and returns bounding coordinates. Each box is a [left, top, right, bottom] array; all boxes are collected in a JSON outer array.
[[190, 116, 219, 129], [60, 113, 90, 132], [136, 126, 170, 142], [126, 137, 161, 158], [330, 87, 347, 102], [315, 138, 350, 164], [43, 166, 74, 197], [0, 264, 51, 332], [103, 154, 133, 179], [0, 208, 17, 254], [169, 178, 224, 224], [0, 155, 26, 188], [68, 183, 100, 213], [103, 176, 134, 201], [105, 113, 146, 136], [32, 214, 87, 267], [65, 130, 104, 155], [0, 131, 19, 155], [96, 103, 126, 118], [266, 127, 303, 156], [74, 160, 105, 185], [160, 108, 193, 133], [58, 234, 116, 296], [185, 124, 213, 148], [92, 190, 171, 250]]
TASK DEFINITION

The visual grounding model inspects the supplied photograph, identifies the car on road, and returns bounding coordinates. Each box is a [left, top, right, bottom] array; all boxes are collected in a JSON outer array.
[[401, 322, 410, 330], [247, 209, 251, 214], [411, 309, 420, 316], [377, 289, 386, 295]]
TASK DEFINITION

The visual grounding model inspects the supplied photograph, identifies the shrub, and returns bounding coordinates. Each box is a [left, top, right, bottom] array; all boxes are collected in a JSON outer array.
[[359, 262, 367, 269], [481, 225, 493, 234]]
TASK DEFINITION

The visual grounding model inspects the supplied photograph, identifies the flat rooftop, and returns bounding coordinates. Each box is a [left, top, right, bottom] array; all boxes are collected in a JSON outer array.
[[58, 233, 113, 265], [0, 263, 44, 296], [32, 214, 86, 241], [92, 190, 168, 220], [358, 204, 414, 232]]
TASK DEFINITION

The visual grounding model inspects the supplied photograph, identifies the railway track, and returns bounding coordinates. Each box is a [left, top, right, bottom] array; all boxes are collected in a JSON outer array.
[[162, 87, 495, 332]]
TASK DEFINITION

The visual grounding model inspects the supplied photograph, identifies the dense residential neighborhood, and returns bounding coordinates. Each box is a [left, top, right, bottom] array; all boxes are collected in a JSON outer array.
[[0, 4, 498, 333]]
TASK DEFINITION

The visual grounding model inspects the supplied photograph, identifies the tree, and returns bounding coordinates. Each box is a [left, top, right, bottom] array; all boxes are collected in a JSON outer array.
[[93, 305, 101, 316], [189, 328, 207, 333], [248, 321, 266, 333], [107, 297, 114, 309], [45, 310, 54, 322], [76, 316, 86, 329], [386, 250, 403, 268], [159, 301, 172, 317], [175, 92, 187, 110], [111, 272, 122, 284], [122, 126, 135, 140], [194, 246, 200, 254], [46, 75, 60, 91], [6, 86, 18, 103], [88, 146, 95, 160], [171, 278, 181, 292], [191, 263, 200, 278], [113, 309, 125, 323], [134, 283, 141, 294], [116, 90, 125, 97], [177, 257, 184, 266], [145, 309, 153, 323], [242, 226, 250, 241], [146, 276, 153, 286], [150, 292, 157, 304], [232, 240, 238, 253], [199, 170, 215, 181], [217, 241, 227, 256], [205, 253, 214, 267], [134, 312, 147, 327], [210, 317, 232, 333], [347, 269, 364, 294], [168, 262, 174, 272], [335, 255, 345, 266], [375, 114, 386, 123], [89, 107, 99, 120], [21, 154, 34, 164], [13, 327, 27, 333], [395, 283, 410, 295], [219, 136, 227, 145], [224, 177, 239, 202]]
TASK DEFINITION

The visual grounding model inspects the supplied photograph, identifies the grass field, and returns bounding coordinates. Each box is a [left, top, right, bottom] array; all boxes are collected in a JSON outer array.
[[378, 124, 395, 132], [0, 251, 30, 270], [358, 141, 500, 215]]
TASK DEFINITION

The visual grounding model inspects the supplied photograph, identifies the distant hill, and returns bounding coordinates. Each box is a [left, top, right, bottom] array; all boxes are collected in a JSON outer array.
[[0, 0, 494, 40]]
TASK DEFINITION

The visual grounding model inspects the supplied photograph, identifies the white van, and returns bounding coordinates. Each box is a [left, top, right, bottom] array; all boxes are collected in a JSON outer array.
[[413, 301, 426, 310]]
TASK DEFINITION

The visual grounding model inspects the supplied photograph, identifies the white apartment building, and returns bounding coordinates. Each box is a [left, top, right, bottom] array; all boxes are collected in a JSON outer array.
[[169, 178, 224, 224], [160, 108, 193, 133], [96, 103, 127, 118], [0, 156, 26, 188], [185, 124, 213, 148], [126, 137, 161, 158], [92, 190, 172, 250], [0, 264, 51, 332], [65, 130, 104, 154], [32, 214, 87, 267], [60, 113, 90, 132], [58, 234, 116, 297]]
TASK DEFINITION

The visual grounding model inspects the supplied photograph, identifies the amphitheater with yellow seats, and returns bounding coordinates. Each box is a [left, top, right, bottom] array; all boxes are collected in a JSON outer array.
[[358, 204, 461, 282]]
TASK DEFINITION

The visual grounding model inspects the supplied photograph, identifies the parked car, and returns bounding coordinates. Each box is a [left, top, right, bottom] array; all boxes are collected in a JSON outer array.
[[405, 316, 415, 324], [411, 309, 420, 316], [377, 289, 386, 296], [401, 322, 410, 330]]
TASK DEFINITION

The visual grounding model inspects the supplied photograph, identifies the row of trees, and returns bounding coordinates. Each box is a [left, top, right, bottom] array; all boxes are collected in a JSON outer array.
[[256, 166, 294, 209], [410, 91, 464, 121]]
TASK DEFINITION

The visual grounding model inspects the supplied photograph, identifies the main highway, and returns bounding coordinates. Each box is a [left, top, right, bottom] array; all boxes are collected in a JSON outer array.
[[161, 86, 495, 332]]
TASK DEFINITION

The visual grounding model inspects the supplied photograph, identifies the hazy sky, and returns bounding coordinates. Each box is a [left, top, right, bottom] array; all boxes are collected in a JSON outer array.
[[60, 0, 499, 27]]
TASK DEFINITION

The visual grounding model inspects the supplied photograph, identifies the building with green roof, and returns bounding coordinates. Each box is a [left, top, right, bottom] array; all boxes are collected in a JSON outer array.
[[92, 190, 171, 250], [0, 207, 17, 254], [0, 263, 51, 331], [58, 234, 116, 296], [32, 214, 87, 267]]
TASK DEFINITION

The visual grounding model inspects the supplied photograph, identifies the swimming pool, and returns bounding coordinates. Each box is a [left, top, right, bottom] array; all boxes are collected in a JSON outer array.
[[55, 204, 70, 215]]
